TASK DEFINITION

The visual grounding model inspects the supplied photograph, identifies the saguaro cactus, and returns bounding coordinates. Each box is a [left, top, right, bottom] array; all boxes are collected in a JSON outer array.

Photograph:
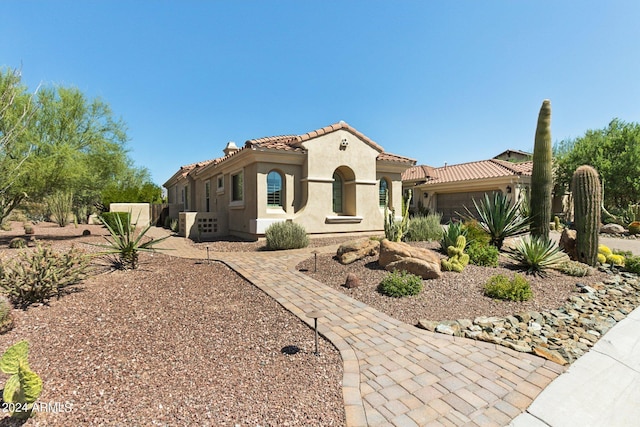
[[572, 165, 601, 266], [530, 99, 553, 240]]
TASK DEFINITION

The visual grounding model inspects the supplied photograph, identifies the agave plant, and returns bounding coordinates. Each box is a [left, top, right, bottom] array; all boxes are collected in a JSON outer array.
[[508, 235, 569, 276], [466, 192, 530, 250], [97, 212, 169, 269]]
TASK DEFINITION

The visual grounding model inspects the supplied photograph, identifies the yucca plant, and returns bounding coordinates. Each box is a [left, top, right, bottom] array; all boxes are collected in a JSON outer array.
[[508, 235, 568, 276], [467, 192, 530, 250], [96, 212, 169, 269]]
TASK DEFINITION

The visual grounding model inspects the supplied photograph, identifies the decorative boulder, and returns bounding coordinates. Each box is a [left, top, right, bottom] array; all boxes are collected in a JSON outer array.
[[344, 273, 359, 289], [378, 239, 441, 279], [559, 228, 577, 261], [337, 238, 380, 265], [600, 223, 625, 235]]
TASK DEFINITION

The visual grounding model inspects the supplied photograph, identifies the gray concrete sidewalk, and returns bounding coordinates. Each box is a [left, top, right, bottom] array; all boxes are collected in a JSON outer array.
[[510, 305, 640, 427]]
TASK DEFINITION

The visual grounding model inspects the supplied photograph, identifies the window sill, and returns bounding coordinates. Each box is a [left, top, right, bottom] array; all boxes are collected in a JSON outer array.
[[229, 201, 244, 209], [325, 215, 363, 224]]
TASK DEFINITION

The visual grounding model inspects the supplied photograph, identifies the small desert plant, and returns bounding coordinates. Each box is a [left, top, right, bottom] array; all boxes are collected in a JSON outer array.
[[0, 340, 43, 418], [440, 221, 468, 253], [8, 238, 27, 249], [265, 221, 309, 250], [405, 213, 443, 242], [0, 294, 14, 333], [629, 221, 640, 235], [467, 192, 530, 250], [100, 212, 132, 232], [378, 270, 423, 297], [555, 260, 594, 277], [441, 235, 470, 272], [46, 190, 74, 227], [597, 244, 625, 266], [467, 241, 499, 267], [384, 189, 411, 242], [0, 244, 90, 308], [508, 235, 568, 276], [170, 218, 179, 233], [623, 255, 640, 274], [97, 212, 169, 269], [484, 273, 532, 302], [463, 219, 490, 246]]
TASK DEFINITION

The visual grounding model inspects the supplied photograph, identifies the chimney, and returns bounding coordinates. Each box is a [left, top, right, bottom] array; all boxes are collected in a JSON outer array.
[[223, 141, 239, 156]]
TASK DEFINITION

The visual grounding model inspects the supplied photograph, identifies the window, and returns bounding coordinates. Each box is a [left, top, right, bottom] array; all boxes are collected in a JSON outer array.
[[231, 171, 243, 202], [332, 172, 343, 213], [217, 175, 224, 190], [205, 180, 211, 212], [267, 171, 283, 208], [379, 178, 389, 207]]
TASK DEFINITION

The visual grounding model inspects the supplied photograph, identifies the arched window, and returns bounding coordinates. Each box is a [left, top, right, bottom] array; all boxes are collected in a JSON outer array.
[[267, 171, 283, 208], [332, 172, 343, 213], [379, 178, 389, 207]]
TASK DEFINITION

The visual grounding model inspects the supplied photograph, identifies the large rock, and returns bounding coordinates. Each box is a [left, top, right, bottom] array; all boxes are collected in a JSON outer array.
[[559, 228, 577, 261], [337, 238, 380, 265], [378, 239, 441, 279], [600, 223, 625, 235]]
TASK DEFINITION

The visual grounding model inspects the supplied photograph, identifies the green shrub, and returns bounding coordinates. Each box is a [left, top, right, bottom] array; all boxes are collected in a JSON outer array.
[[508, 236, 568, 276], [0, 244, 90, 308], [0, 340, 43, 418], [484, 274, 532, 301], [46, 190, 74, 227], [100, 212, 132, 232], [467, 241, 499, 267], [170, 218, 179, 233], [463, 219, 491, 246], [555, 260, 594, 277], [624, 255, 640, 275], [405, 213, 443, 242], [378, 270, 423, 297], [265, 221, 309, 250], [96, 212, 169, 269], [8, 238, 27, 249], [440, 221, 468, 253]]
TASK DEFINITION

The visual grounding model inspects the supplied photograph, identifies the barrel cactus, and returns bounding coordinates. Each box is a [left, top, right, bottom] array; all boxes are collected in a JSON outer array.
[[0, 295, 13, 334], [572, 165, 601, 266], [530, 99, 553, 240]]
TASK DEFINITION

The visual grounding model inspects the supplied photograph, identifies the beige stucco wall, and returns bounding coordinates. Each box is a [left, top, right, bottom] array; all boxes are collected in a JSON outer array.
[[110, 203, 150, 228]]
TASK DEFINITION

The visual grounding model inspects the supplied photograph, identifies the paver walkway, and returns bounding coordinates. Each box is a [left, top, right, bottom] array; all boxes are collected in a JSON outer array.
[[148, 229, 565, 426]]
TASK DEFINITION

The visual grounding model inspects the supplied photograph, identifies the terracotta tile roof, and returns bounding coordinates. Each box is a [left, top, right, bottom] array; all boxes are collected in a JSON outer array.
[[420, 159, 532, 184], [377, 152, 416, 164], [402, 165, 437, 181]]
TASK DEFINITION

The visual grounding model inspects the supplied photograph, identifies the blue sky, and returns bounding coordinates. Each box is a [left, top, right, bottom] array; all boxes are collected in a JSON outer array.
[[2, 1, 639, 186]]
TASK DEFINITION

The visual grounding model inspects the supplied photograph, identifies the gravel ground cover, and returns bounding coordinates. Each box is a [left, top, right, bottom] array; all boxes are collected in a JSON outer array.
[[0, 222, 344, 426], [296, 240, 611, 326]]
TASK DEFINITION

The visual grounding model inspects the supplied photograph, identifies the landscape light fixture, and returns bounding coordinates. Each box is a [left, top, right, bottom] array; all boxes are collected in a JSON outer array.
[[306, 310, 323, 356]]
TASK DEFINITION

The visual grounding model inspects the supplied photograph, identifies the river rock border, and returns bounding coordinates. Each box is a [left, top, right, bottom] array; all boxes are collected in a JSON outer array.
[[418, 267, 640, 365]]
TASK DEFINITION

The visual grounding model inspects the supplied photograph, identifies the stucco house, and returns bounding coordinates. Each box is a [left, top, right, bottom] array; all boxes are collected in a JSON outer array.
[[402, 157, 533, 222], [164, 122, 416, 240]]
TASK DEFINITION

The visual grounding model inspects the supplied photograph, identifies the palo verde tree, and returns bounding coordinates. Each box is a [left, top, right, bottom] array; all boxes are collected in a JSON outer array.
[[0, 67, 37, 224], [554, 119, 640, 210]]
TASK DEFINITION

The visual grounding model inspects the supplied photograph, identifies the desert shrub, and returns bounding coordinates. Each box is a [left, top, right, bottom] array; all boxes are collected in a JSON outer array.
[[405, 213, 443, 242], [0, 244, 90, 308], [484, 274, 532, 302], [508, 236, 568, 276], [0, 294, 14, 333], [555, 260, 594, 277], [466, 192, 530, 249], [440, 221, 468, 253], [170, 218, 179, 232], [463, 219, 490, 246], [96, 213, 169, 269], [8, 238, 27, 249], [378, 270, 423, 297], [100, 212, 131, 232], [265, 221, 309, 250], [467, 241, 499, 267], [46, 191, 74, 227], [623, 255, 640, 274]]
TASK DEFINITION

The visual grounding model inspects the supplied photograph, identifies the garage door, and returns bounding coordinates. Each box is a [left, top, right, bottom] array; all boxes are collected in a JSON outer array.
[[436, 190, 499, 223]]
